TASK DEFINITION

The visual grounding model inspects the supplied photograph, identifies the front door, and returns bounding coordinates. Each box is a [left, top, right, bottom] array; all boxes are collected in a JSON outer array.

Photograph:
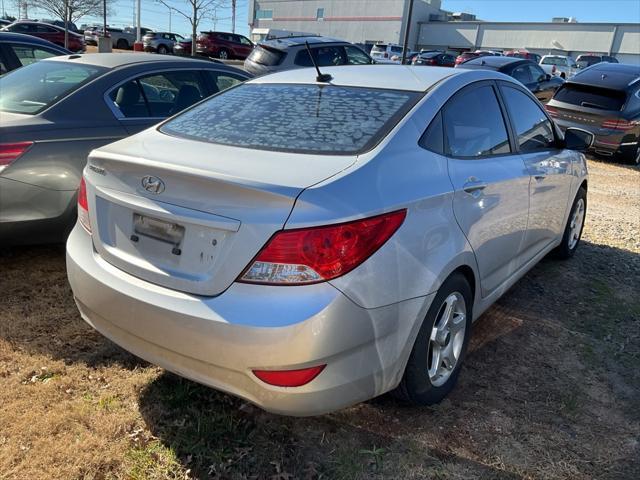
[[444, 82, 531, 297], [498, 83, 574, 261]]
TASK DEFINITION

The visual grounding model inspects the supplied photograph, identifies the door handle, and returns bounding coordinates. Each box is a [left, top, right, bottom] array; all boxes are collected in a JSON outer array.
[[462, 180, 488, 194], [534, 174, 547, 181]]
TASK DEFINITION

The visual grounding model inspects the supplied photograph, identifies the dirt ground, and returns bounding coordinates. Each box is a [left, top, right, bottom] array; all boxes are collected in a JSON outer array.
[[0, 157, 638, 480]]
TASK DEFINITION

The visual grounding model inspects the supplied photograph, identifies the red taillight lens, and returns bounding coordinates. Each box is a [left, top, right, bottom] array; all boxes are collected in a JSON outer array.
[[78, 176, 91, 233], [544, 105, 559, 118], [601, 118, 635, 131], [253, 365, 326, 387], [0, 141, 33, 173], [239, 210, 407, 285]]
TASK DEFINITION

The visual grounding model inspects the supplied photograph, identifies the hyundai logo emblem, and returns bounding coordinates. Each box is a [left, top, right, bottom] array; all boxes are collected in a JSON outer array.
[[141, 175, 165, 194]]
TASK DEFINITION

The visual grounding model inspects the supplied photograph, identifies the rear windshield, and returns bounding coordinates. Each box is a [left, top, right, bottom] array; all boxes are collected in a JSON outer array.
[[554, 83, 627, 111], [160, 83, 421, 155], [371, 45, 387, 52], [576, 56, 600, 67], [542, 56, 567, 66], [246, 45, 286, 66], [0, 61, 105, 114]]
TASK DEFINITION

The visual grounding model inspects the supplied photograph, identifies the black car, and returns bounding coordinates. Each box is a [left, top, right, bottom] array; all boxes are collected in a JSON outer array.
[[458, 56, 564, 103], [546, 63, 640, 165], [0, 32, 70, 74], [412, 51, 456, 67], [575, 54, 618, 70]]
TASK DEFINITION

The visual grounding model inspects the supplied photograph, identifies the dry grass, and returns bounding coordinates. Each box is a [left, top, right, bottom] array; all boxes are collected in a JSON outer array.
[[1, 158, 639, 479]]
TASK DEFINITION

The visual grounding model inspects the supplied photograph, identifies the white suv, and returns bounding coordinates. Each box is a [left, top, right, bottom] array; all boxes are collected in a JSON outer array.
[[370, 43, 404, 63], [540, 55, 578, 79]]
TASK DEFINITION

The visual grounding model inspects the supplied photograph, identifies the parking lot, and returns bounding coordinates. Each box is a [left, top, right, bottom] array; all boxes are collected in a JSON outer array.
[[0, 156, 637, 479]]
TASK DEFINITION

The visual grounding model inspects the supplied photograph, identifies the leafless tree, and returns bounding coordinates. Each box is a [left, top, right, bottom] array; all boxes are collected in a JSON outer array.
[[37, 0, 109, 24], [157, 0, 227, 56]]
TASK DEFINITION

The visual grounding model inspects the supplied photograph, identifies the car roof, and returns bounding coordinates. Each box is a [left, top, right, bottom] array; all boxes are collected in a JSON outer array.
[[569, 63, 640, 90], [461, 56, 523, 69], [259, 35, 345, 49], [44, 52, 219, 68], [249, 64, 470, 92], [0, 31, 70, 51]]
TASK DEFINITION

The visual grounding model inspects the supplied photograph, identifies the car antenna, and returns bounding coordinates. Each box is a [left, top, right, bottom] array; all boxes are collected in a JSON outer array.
[[305, 41, 332, 83]]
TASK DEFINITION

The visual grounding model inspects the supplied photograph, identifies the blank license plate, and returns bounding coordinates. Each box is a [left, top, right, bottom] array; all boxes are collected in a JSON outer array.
[[133, 213, 185, 245]]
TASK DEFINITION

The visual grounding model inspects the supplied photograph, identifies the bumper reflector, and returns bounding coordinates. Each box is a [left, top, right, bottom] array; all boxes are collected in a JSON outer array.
[[253, 365, 326, 387]]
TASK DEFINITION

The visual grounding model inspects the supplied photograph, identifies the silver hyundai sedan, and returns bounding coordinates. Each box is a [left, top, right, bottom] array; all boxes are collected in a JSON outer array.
[[66, 65, 592, 416]]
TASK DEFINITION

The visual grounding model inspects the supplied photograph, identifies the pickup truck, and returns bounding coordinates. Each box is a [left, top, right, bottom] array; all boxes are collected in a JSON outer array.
[[539, 55, 578, 79], [88, 26, 153, 49]]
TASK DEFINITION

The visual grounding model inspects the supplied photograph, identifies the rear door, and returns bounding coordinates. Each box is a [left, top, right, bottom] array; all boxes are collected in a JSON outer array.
[[236, 34, 254, 58], [499, 82, 573, 260], [444, 81, 531, 297]]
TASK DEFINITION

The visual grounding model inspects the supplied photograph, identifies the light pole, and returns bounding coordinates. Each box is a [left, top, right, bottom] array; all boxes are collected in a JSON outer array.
[[136, 0, 141, 42], [401, 0, 414, 65], [64, 0, 69, 49]]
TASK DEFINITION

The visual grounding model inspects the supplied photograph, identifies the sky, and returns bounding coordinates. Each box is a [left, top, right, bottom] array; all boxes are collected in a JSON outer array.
[[4, 0, 639, 37]]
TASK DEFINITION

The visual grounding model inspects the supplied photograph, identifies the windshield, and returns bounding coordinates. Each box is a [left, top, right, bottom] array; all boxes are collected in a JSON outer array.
[[0, 61, 105, 114], [371, 45, 387, 52], [160, 83, 421, 155], [554, 83, 627, 111]]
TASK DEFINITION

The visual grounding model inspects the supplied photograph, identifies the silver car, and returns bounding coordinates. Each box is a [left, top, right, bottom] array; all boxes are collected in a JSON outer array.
[[143, 31, 185, 54], [66, 65, 592, 416]]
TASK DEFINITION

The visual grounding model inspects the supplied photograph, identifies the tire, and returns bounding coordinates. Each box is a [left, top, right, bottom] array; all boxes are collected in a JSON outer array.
[[618, 144, 640, 166], [218, 48, 229, 60], [395, 273, 473, 405], [157, 44, 168, 54], [555, 187, 587, 259], [116, 39, 129, 50]]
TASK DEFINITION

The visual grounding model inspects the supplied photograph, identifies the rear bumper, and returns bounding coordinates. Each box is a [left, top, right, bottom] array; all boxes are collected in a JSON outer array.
[[143, 45, 157, 52], [66, 225, 431, 416], [555, 120, 638, 157]]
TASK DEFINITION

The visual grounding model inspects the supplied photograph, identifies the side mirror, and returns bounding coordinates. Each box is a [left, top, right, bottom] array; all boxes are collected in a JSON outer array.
[[564, 127, 594, 152]]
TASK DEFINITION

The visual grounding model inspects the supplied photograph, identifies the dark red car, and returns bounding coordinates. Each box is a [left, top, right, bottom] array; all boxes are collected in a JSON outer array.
[[455, 51, 494, 65], [504, 49, 542, 63], [3, 21, 85, 52], [195, 31, 254, 60]]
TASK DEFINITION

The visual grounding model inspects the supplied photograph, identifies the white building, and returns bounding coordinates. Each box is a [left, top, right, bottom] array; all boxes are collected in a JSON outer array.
[[418, 21, 640, 64], [248, 0, 443, 48]]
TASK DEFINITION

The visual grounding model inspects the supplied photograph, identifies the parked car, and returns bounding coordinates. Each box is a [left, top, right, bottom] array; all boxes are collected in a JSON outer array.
[[575, 54, 618, 70], [459, 56, 564, 103], [143, 31, 185, 54], [196, 31, 254, 59], [0, 19, 12, 27], [0, 53, 250, 245], [90, 26, 153, 50], [244, 36, 372, 76], [540, 55, 578, 79], [413, 51, 456, 67], [0, 32, 70, 74], [370, 43, 404, 63], [66, 64, 592, 416], [454, 50, 499, 66], [83, 26, 99, 45], [505, 49, 542, 63], [545, 63, 640, 165], [39, 19, 80, 33], [1, 21, 85, 52], [172, 37, 193, 56], [391, 50, 419, 64]]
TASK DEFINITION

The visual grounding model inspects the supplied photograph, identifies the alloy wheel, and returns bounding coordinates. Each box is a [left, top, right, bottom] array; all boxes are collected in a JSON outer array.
[[427, 292, 467, 387]]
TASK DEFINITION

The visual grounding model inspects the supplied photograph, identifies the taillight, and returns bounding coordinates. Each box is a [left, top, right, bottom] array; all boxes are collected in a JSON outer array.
[[544, 105, 559, 118], [78, 176, 91, 233], [239, 210, 407, 285], [601, 118, 635, 131], [253, 365, 326, 387], [0, 141, 33, 173]]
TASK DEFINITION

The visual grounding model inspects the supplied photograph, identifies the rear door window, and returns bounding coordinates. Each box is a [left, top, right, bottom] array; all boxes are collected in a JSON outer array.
[[160, 83, 421, 155], [511, 65, 533, 84], [204, 71, 247, 93], [553, 83, 627, 111], [442, 84, 511, 157], [501, 86, 556, 152], [294, 46, 346, 67]]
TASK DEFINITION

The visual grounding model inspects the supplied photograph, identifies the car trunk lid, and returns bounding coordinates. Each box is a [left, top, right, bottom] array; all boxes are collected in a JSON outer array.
[[85, 128, 357, 296]]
